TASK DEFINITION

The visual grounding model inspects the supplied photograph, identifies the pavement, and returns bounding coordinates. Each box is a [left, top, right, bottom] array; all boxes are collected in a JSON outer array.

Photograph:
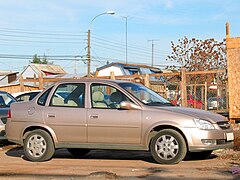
[[0, 145, 239, 180]]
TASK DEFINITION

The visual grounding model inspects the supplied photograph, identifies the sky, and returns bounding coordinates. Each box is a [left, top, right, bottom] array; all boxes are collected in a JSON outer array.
[[0, 0, 239, 74]]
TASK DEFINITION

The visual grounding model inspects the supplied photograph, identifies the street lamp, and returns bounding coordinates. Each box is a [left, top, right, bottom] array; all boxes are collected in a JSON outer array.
[[87, 11, 116, 77]]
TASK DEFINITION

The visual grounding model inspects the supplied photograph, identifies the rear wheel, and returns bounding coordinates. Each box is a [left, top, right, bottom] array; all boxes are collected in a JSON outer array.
[[67, 148, 90, 157], [23, 130, 55, 162], [150, 129, 187, 164], [187, 150, 213, 160]]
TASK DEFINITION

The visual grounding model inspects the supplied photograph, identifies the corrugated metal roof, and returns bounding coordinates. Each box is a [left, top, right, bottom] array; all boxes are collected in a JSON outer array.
[[29, 63, 66, 74], [0, 71, 18, 76], [96, 62, 162, 72]]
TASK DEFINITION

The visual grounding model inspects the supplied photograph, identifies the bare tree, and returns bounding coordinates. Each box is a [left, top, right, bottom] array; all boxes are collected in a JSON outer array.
[[166, 37, 226, 84], [167, 37, 226, 71]]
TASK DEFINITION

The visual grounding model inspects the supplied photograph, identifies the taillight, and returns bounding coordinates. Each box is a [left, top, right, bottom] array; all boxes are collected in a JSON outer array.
[[7, 110, 11, 118]]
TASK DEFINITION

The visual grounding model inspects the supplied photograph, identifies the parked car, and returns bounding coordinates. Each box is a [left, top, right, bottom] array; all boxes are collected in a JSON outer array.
[[6, 79, 233, 164], [0, 90, 16, 140], [170, 94, 203, 109], [12, 90, 42, 102], [207, 97, 226, 110]]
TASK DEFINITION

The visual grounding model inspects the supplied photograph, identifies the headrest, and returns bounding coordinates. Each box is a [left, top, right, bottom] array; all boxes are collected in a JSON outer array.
[[92, 91, 104, 102], [110, 91, 122, 103]]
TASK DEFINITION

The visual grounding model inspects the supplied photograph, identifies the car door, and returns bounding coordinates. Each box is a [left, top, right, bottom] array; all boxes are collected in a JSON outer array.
[[44, 83, 87, 143], [87, 83, 141, 144]]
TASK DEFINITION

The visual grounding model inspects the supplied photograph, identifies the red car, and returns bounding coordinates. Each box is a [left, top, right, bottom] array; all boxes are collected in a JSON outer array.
[[171, 94, 203, 109]]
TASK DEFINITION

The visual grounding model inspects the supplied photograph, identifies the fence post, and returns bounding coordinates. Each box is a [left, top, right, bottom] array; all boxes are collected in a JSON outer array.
[[19, 75, 24, 92], [204, 82, 208, 110], [181, 68, 187, 107], [34, 74, 36, 86], [39, 73, 44, 90], [144, 74, 150, 88], [110, 71, 115, 80]]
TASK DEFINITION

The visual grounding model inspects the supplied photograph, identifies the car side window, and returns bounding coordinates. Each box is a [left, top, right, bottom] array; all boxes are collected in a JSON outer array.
[[91, 83, 131, 109], [16, 92, 40, 102], [50, 83, 85, 108], [37, 87, 53, 106]]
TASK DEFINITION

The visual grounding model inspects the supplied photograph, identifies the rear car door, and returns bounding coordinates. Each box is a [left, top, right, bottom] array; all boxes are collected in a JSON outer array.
[[44, 83, 87, 143]]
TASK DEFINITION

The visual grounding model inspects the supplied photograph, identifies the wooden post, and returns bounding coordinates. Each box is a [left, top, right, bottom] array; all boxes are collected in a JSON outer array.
[[19, 75, 24, 92], [194, 83, 197, 108], [34, 74, 36, 86], [144, 74, 150, 88], [204, 82, 208, 110], [226, 22, 230, 38], [39, 73, 44, 90], [181, 68, 187, 107], [110, 71, 115, 80]]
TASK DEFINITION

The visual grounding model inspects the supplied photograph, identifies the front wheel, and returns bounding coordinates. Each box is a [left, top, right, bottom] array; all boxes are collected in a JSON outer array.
[[150, 129, 187, 164], [23, 130, 55, 162]]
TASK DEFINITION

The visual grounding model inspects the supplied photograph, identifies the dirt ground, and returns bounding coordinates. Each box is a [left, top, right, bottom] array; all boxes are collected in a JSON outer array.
[[0, 144, 239, 180]]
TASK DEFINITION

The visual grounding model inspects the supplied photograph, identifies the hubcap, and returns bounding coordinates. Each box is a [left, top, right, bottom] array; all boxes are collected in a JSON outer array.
[[155, 135, 179, 160], [26, 134, 47, 158]]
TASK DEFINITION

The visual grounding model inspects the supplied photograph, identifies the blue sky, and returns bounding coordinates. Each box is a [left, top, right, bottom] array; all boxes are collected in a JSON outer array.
[[0, 0, 239, 74]]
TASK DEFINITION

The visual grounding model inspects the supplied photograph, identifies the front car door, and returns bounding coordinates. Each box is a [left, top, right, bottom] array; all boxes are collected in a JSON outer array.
[[87, 83, 141, 144]]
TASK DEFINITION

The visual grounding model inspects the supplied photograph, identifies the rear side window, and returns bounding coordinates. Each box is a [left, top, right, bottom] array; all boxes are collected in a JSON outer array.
[[50, 83, 85, 108], [37, 87, 53, 106], [16, 92, 40, 102]]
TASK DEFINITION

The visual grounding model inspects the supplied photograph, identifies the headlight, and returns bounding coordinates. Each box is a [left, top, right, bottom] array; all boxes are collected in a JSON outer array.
[[194, 118, 215, 130]]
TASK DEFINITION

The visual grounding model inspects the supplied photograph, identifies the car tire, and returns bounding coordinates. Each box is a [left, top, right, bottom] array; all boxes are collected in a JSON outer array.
[[187, 150, 213, 160], [67, 148, 91, 157], [150, 129, 187, 164], [23, 129, 55, 162]]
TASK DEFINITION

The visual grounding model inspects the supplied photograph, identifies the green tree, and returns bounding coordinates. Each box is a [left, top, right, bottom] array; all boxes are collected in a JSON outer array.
[[30, 54, 52, 64]]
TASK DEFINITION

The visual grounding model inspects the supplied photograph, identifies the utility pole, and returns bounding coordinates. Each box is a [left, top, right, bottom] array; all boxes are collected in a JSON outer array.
[[87, 29, 91, 77], [148, 39, 160, 66], [122, 16, 128, 64]]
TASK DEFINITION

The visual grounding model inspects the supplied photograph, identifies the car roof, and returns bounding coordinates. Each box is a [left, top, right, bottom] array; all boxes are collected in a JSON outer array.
[[12, 90, 42, 97], [0, 90, 9, 94], [54, 78, 135, 84]]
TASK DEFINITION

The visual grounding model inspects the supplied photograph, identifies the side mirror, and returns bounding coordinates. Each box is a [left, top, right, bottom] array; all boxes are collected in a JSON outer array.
[[120, 101, 141, 110]]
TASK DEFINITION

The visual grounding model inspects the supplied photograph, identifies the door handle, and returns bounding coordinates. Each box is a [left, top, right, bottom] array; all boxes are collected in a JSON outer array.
[[48, 113, 55, 118], [90, 115, 99, 119]]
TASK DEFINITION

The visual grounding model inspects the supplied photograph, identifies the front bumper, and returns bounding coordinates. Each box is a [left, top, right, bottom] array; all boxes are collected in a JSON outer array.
[[182, 127, 234, 152]]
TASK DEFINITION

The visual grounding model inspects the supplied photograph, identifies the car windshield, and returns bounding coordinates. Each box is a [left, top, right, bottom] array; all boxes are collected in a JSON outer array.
[[118, 82, 172, 106]]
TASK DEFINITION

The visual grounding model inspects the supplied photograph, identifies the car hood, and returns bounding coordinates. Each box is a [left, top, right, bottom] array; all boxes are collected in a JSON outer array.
[[152, 106, 226, 123]]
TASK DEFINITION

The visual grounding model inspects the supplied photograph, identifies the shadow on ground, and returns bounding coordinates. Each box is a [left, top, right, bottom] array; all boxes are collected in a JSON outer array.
[[5, 146, 218, 163]]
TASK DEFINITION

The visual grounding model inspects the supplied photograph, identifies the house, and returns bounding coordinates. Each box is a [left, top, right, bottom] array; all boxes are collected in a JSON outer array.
[[95, 62, 162, 77], [0, 71, 18, 86], [20, 63, 66, 79]]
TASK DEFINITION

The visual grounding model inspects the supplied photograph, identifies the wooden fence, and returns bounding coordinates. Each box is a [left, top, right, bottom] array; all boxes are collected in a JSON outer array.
[[18, 68, 227, 114]]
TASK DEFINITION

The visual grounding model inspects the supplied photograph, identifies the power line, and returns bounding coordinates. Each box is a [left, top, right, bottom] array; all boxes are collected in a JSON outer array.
[[92, 33, 171, 54], [0, 27, 85, 37]]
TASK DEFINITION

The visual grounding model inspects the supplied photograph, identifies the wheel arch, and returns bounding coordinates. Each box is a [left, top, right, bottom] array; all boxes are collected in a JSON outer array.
[[22, 125, 58, 145], [146, 125, 189, 151]]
